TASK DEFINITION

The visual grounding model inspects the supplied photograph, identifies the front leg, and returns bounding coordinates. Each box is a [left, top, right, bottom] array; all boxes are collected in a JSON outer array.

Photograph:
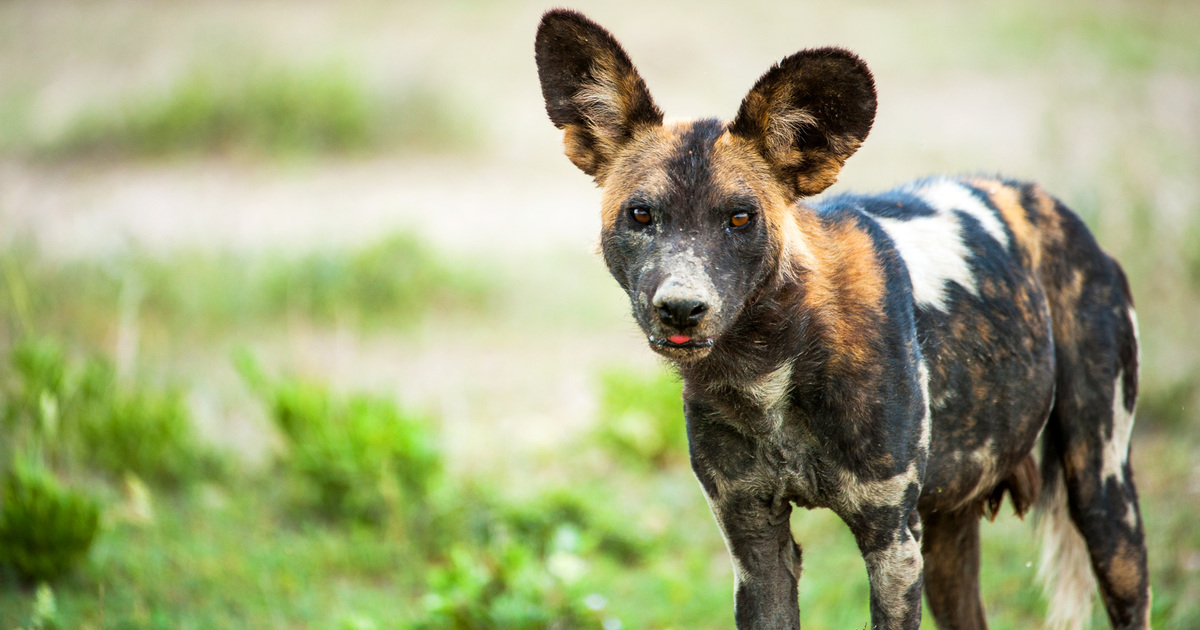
[[838, 488, 925, 630], [710, 487, 803, 629], [688, 408, 802, 629]]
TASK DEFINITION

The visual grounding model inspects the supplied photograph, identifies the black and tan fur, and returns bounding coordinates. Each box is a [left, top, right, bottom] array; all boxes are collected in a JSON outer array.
[[535, 10, 1150, 630]]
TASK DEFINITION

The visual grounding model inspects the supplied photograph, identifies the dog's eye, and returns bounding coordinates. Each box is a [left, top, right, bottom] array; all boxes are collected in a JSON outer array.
[[630, 207, 652, 225], [730, 212, 751, 228]]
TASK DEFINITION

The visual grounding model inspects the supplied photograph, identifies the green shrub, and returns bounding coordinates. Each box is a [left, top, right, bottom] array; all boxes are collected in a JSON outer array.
[[7, 338, 69, 407], [74, 361, 220, 487], [412, 540, 606, 630], [241, 357, 442, 524], [0, 460, 100, 583], [1, 338, 70, 469], [0, 336, 220, 487], [499, 487, 651, 566], [2, 338, 79, 473], [593, 367, 686, 469]]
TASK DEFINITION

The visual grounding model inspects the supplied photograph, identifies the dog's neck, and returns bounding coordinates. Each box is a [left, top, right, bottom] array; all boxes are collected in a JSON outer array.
[[679, 204, 886, 405]]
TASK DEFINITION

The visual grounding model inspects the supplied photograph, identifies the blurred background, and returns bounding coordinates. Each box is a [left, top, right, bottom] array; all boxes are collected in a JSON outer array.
[[0, 0, 1197, 627]]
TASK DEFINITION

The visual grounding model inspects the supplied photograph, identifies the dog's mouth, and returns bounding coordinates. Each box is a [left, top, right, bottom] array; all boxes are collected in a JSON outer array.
[[647, 334, 715, 359], [651, 334, 713, 348]]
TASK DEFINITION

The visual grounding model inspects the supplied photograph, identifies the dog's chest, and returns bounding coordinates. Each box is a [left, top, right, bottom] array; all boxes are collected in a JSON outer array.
[[700, 362, 830, 504]]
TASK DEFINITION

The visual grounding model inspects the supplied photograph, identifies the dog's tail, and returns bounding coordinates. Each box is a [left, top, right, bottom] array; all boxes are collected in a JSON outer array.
[[1035, 444, 1096, 630]]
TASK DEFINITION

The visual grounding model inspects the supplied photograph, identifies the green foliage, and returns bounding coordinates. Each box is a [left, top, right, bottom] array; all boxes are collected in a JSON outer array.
[[413, 540, 605, 630], [497, 487, 651, 566], [241, 356, 441, 524], [0, 336, 220, 487], [23, 583, 62, 630], [74, 362, 220, 487], [0, 460, 100, 583], [43, 61, 476, 159], [593, 367, 686, 469]]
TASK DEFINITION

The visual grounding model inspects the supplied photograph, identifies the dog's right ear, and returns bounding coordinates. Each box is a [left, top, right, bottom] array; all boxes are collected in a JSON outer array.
[[535, 10, 663, 183]]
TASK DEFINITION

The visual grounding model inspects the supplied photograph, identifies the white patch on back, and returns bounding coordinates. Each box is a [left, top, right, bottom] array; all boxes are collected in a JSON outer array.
[[911, 178, 1010, 250], [872, 178, 1012, 312], [873, 211, 976, 311]]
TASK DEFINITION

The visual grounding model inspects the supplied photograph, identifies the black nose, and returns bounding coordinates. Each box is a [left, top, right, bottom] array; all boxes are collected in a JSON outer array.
[[655, 297, 708, 330]]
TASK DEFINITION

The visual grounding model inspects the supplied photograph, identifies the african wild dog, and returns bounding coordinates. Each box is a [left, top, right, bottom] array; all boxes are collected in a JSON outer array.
[[535, 9, 1150, 630]]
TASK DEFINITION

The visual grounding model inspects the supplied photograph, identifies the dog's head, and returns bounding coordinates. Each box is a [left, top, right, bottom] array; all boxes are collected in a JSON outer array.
[[535, 10, 876, 362]]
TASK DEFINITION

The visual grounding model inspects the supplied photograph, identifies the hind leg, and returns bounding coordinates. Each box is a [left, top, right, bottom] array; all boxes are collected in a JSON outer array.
[[922, 507, 988, 629], [1049, 380, 1150, 628], [1048, 297, 1150, 628]]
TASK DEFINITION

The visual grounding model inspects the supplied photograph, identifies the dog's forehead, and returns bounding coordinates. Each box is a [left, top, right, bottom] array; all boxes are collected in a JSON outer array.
[[600, 119, 778, 223]]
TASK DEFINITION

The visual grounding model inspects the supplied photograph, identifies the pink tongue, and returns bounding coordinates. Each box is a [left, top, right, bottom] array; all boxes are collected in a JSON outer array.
[[668, 335, 692, 344]]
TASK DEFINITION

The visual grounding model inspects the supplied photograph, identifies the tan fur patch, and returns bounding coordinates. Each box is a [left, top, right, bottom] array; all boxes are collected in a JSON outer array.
[[800, 217, 887, 374], [1063, 437, 1098, 506], [598, 123, 685, 228], [1107, 539, 1144, 600], [1050, 268, 1087, 358], [970, 177, 1044, 270]]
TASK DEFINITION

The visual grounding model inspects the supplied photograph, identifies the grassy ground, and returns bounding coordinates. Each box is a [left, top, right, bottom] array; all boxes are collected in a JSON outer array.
[[1, 0, 1198, 628]]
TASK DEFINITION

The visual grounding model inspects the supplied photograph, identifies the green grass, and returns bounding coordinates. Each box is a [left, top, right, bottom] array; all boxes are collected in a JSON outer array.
[[1, 371, 1198, 627], [592, 367, 687, 470], [1, 337, 223, 489], [239, 358, 443, 526], [0, 233, 492, 348], [36, 61, 478, 159]]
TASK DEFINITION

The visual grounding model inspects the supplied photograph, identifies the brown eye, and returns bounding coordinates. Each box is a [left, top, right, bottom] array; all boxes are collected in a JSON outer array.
[[730, 212, 750, 228], [631, 207, 652, 224]]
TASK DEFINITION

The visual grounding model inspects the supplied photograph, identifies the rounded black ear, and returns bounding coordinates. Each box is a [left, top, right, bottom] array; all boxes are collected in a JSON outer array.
[[730, 48, 876, 198], [535, 9, 663, 181]]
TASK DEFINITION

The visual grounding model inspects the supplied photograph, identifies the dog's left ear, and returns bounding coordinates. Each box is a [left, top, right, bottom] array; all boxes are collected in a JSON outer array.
[[535, 10, 663, 183], [730, 48, 876, 199]]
